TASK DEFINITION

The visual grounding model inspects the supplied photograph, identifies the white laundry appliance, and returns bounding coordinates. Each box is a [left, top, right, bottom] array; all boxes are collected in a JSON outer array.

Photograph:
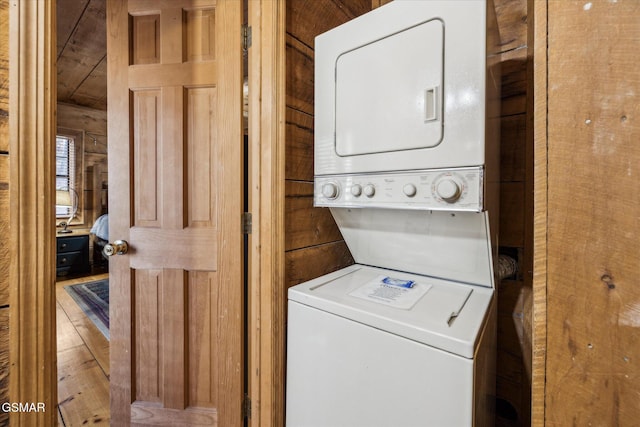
[[286, 1, 500, 426]]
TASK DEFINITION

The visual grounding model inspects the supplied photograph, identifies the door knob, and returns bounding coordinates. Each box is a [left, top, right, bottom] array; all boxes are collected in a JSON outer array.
[[103, 240, 129, 257]]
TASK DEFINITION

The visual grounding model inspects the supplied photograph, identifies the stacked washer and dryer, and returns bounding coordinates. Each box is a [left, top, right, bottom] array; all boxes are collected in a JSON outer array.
[[286, 1, 501, 426]]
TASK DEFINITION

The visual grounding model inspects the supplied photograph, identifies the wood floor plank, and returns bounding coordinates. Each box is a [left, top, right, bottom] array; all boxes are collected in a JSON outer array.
[[57, 344, 110, 425], [56, 274, 110, 375], [69, 322, 110, 377], [56, 273, 110, 425], [56, 302, 84, 352]]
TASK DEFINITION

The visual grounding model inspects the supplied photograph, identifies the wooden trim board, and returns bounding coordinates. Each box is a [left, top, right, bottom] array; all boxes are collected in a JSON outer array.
[[248, 1, 287, 426], [8, 0, 58, 425]]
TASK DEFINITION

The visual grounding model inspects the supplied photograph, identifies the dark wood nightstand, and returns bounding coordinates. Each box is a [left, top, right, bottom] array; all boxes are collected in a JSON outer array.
[[56, 233, 90, 276]]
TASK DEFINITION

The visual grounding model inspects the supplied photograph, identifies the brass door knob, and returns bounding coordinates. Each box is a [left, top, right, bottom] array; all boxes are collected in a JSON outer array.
[[103, 240, 129, 257]]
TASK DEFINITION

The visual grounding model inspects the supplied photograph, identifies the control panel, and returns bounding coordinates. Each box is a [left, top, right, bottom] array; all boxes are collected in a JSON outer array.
[[315, 167, 484, 211]]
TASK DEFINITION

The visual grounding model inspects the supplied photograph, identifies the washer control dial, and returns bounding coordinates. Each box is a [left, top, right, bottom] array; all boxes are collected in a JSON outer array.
[[364, 184, 376, 198], [351, 184, 362, 197], [403, 183, 417, 198], [435, 178, 462, 203], [322, 182, 339, 199]]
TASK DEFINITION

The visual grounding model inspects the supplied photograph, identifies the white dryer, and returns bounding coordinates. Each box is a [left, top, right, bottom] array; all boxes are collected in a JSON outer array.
[[286, 0, 501, 426]]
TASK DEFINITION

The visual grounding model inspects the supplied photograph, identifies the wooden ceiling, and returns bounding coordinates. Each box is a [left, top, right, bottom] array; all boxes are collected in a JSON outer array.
[[57, 0, 106, 111]]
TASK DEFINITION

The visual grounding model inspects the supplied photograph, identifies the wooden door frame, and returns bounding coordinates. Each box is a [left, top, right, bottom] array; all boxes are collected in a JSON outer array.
[[9, 0, 286, 425], [8, 0, 57, 425], [247, 2, 286, 426]]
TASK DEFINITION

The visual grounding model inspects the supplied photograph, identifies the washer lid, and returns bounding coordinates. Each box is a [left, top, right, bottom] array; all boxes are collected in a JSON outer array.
[[288, 264, 494, 358], [331, 208, 496, 288]]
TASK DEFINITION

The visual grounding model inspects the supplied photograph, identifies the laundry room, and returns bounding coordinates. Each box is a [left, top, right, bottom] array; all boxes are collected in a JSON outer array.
[[2, 0, 637, 426]]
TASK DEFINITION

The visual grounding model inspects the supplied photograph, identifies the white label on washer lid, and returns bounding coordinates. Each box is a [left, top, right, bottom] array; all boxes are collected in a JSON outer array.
[[349, 275, 432, 310]]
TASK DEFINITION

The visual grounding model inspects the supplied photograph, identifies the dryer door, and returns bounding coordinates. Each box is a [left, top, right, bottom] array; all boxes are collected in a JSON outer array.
[[335, 18, 444, 157]]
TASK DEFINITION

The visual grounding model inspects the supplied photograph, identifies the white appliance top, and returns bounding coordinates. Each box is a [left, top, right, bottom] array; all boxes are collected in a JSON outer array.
[[288, 264, 494, 358]]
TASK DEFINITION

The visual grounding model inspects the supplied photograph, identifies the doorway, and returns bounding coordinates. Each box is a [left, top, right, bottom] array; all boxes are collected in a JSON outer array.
[[55, 0, 110, 423], [56, 0, 252, 424], [9, 0, 284, 424]]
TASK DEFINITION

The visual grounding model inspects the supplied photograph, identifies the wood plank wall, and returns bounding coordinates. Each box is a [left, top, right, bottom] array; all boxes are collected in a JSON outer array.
[[0, 0, 10, 421], [283, 1, 534, 426], [284, 0, 373, 289], [544, 2, 640, 425], [57, 103, 108, 266], [57, 103, 108, 226], [494, 0, 532, 426]]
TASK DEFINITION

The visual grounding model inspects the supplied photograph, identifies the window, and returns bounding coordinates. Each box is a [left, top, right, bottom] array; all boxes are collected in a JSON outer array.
[[55, 128, 84, 224], [56, 135, 75, 217]]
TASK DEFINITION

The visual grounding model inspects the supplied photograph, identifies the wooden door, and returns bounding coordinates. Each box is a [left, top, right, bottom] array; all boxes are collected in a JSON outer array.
[[107, 1, 243, 425]]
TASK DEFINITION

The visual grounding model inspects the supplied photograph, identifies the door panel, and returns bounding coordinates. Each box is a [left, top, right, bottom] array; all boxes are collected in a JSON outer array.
[[107, 0, 243, 425], [132, 89, 161, 227]]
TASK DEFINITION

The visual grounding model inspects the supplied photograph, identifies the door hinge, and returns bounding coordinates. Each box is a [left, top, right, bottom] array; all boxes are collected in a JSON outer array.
[[242, 212, 252, 234], [242, 394, 252, 419], [242, 24, 252, 51]]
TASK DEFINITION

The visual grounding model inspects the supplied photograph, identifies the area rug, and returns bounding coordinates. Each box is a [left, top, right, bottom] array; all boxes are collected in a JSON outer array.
[[64, 279, 109, 340]]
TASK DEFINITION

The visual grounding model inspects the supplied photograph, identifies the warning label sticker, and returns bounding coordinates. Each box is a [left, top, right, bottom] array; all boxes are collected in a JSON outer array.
[[349, 275, 432, 309]]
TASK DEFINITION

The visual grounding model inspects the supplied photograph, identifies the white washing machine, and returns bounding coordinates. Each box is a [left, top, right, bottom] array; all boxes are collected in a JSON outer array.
[[287, 210, 498, 427], [286, 1, 500, 426], [287, 266, 496, 427]]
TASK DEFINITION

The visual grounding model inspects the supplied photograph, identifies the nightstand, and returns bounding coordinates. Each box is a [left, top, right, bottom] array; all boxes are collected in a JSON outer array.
[[56, 233, 90, 276]]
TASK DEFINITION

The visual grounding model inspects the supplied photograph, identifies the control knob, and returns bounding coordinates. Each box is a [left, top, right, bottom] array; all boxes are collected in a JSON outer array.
[[403, 183, 417, 198], [363, 184, 376, 198], [321, 182, 339, 199], [351, 184, 362, 197], [436, 178, 462, 203]]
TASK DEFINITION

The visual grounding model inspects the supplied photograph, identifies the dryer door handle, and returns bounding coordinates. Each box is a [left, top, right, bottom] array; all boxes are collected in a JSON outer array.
[[424, 86, 440, 122]]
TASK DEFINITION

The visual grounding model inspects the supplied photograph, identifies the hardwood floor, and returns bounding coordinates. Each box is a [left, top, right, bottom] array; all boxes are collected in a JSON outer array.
[[56, 273, 110, 426]]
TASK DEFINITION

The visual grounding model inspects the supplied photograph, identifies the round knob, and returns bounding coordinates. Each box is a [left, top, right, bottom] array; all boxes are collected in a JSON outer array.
[[364, 184, 376, 198], [351, 184, 362, 197], [103, 245, 115, 257], [103, 240, 129, 257], [321, 182, 339, 199], [436, 179, 462, 203], [403, 183, 417, 198]]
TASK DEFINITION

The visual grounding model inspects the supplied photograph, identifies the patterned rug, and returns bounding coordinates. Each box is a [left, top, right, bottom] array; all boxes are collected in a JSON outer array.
[[64, 279, 109, 340]]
